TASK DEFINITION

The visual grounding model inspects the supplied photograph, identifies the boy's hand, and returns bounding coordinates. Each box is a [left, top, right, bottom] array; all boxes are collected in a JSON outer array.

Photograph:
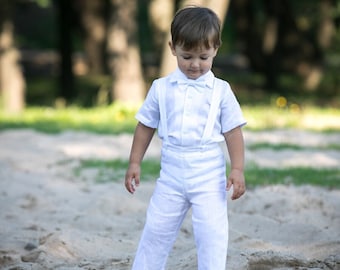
[[226, 168, 245, 200], [125, 163, 141, 194]]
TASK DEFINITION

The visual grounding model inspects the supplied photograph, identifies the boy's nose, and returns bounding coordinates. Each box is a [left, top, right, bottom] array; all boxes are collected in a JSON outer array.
[[190, 59, 199, 68]]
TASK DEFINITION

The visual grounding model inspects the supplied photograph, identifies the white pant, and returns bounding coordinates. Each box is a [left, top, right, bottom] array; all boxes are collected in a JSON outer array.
[[132, 145, 228, 270]]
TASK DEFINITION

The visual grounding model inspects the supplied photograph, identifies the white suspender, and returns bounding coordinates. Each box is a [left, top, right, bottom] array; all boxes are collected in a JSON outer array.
[[201, 79, 222, 145], [157, 78, 169, 144], [157, 77, 222, 146]]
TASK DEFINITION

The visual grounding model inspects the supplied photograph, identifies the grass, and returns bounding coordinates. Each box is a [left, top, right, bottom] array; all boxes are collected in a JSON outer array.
[[248, 142, 340, 151], [242, 105, 340, 132], [1, 103, 340, 134], [244, 165, 340, 188], [1, 103, 339, 189], [73, 159, 160, 183], [72, 158, 340, 189], [0, 103, 139, 134]]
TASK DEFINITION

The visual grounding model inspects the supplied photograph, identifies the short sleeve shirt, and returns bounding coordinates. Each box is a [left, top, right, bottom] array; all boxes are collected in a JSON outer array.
[[136, 68, 246, 147]]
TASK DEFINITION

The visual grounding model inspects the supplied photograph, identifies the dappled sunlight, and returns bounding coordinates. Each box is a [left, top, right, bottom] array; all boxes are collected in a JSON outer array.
[[275, 96, 287, 108], [242, 106, 340, 131], [301, 112, 340, 131], [0, 129, 161, 165], [243, 129, 340, 147], [58, 132, 133, 160], [243, 129, 340, 169], [246, 149, 340, 169]]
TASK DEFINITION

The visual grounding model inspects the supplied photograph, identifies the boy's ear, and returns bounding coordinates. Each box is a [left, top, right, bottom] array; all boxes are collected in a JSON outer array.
[[169, 42, 176, 56], [213, 47, 218, 57]]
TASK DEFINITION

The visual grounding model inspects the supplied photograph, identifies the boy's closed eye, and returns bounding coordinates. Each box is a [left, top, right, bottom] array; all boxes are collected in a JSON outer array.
[[182, 56, 209, 60]]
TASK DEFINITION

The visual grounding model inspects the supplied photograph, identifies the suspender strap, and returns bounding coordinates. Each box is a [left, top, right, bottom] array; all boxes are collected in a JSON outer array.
[[201, 79, 222, 145], [157, 78, 168, 144], [158, 77, 222, 147]]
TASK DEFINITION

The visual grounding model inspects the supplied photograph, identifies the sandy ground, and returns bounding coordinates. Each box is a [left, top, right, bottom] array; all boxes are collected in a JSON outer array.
[[0, 129, 339, 270]]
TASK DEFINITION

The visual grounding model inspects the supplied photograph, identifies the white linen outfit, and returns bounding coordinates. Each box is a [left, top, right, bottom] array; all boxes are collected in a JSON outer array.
[[132, 68, 246, 270]]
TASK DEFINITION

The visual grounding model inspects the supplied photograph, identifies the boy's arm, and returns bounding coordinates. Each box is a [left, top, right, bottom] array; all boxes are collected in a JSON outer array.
[[223, 126, 246, 200], [125, 122, 156, 194]]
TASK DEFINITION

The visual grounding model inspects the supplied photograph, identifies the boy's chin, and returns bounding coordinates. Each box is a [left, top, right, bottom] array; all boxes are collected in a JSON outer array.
[[185, 71, 202, 80]]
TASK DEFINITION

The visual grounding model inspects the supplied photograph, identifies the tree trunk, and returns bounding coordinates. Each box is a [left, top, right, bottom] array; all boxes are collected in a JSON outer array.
[[318, 0, 336, 50], [160, 0, 230, 77], [79, 0, 107, 74], [262, 0, 281, 91], [302, 0, 336, 91], [107, 0, 145, 104], [55, 0, 75, 102], [231, 0, 261, 70], [0, 1, 25, 113], [148, 0, 174, 58]]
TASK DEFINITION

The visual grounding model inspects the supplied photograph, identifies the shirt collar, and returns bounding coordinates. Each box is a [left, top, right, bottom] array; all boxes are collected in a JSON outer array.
[[169, 68, 215, 90]]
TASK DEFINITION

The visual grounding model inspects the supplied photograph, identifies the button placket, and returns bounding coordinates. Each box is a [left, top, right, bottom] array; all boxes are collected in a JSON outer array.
[[181, 86, 195, 144]]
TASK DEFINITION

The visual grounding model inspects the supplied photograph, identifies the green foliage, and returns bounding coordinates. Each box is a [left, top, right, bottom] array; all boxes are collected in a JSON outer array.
[[35, 0, 51, 8], [0, 104, 139, 134], [14, 1, 57, 49], [25, 77, 59, 106], [242, 105, 340, 132], [1, 103, 339, 134], [26, 75, 113, 107]]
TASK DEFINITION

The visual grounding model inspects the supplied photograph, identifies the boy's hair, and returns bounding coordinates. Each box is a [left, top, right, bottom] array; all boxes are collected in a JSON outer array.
[[171, 6, 221, 50]]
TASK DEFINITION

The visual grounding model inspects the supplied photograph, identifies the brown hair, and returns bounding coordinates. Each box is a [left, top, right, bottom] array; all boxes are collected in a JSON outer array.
[[171, 6, 221, 50]]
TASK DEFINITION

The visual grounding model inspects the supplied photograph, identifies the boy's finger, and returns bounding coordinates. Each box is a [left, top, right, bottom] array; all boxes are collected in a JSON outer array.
[[134, 177, 140, 187], [232, 185, 245, 200], [226, 179, 232, 191], [125, 178, 135, 194]]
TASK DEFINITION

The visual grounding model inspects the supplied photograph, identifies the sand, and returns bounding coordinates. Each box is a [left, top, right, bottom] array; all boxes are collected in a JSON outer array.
[[0, 129, 339, 270]]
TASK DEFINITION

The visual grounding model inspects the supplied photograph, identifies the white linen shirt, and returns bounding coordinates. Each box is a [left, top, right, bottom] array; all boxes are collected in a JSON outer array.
[[136, 68, 246, 147]]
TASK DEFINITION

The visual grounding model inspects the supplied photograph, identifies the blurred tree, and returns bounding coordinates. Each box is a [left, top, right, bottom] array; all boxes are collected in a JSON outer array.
[[107, 0, 145, 104], [0, 0, 25, 113], [148, 0, 174, 59], [302, 0, 337, 91], [231, 0, 339, 94], [55, 0, 76, 102], [5, 0, 337, 107], [78, 0, 108, 75], [160, 0, 230, 77], [262, 0, 288, 91]]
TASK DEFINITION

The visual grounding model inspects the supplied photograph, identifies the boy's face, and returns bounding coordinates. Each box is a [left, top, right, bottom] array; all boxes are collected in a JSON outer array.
[[169, 42, 218, 80]]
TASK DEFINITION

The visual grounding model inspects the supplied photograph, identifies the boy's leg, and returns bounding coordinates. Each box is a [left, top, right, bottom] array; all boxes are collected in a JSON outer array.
[[132, 179, 189, 270], [191, 189, 228, 270]]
